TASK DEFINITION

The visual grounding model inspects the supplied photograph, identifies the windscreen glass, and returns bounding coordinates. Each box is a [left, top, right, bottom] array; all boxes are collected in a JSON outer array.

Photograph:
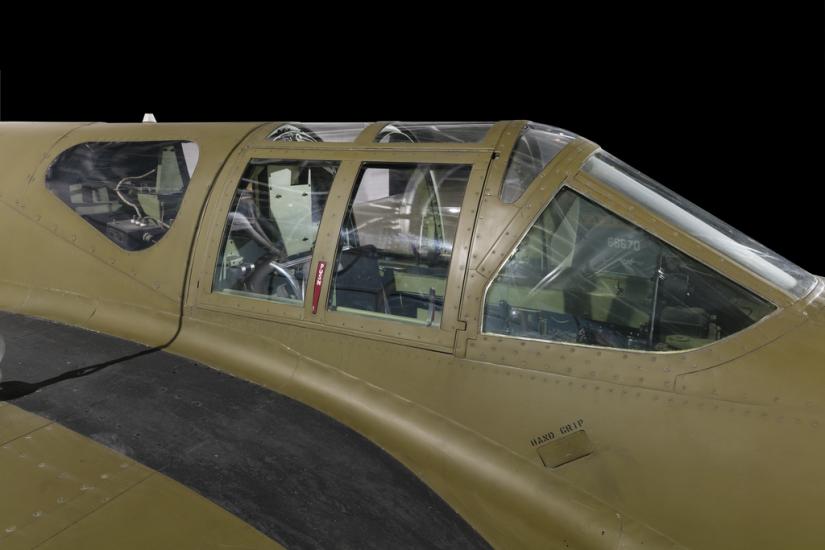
[[583, 152, 817, 299]]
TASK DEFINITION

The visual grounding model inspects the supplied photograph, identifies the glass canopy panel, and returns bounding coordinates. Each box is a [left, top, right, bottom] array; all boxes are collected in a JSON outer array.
[[328, 162, 472, 326], [583, 151, 818, 299], [500, 122, 577, 203], [213, 159, 339, 304], [375, 122, 494, 144], [483, 188, 775, 351], [268, 123, 370, 143]]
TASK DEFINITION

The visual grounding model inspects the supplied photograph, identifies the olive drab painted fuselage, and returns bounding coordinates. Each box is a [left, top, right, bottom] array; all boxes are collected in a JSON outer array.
[[0, 120, 823, 550]]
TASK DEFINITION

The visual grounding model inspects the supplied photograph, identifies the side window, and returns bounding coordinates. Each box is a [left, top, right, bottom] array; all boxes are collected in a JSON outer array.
[[328, 163, 471, 326], [45, 141, 199, 251], [213, 159, 339, 304], [483, 188, 775, 351]]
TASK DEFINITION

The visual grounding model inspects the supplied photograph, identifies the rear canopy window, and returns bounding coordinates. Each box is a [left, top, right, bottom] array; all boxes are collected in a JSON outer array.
[[45, 141, 199, 251]]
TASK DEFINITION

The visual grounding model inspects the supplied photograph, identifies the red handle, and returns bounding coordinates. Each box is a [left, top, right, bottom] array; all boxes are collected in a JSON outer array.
[[311, 261, 327, 314]]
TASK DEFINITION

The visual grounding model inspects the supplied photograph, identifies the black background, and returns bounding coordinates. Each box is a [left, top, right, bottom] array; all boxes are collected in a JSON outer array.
[[2, 6, 823, 274]]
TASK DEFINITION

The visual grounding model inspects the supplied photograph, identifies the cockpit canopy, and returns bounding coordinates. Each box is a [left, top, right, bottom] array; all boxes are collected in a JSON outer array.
[[40, 120, 817, 354]]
